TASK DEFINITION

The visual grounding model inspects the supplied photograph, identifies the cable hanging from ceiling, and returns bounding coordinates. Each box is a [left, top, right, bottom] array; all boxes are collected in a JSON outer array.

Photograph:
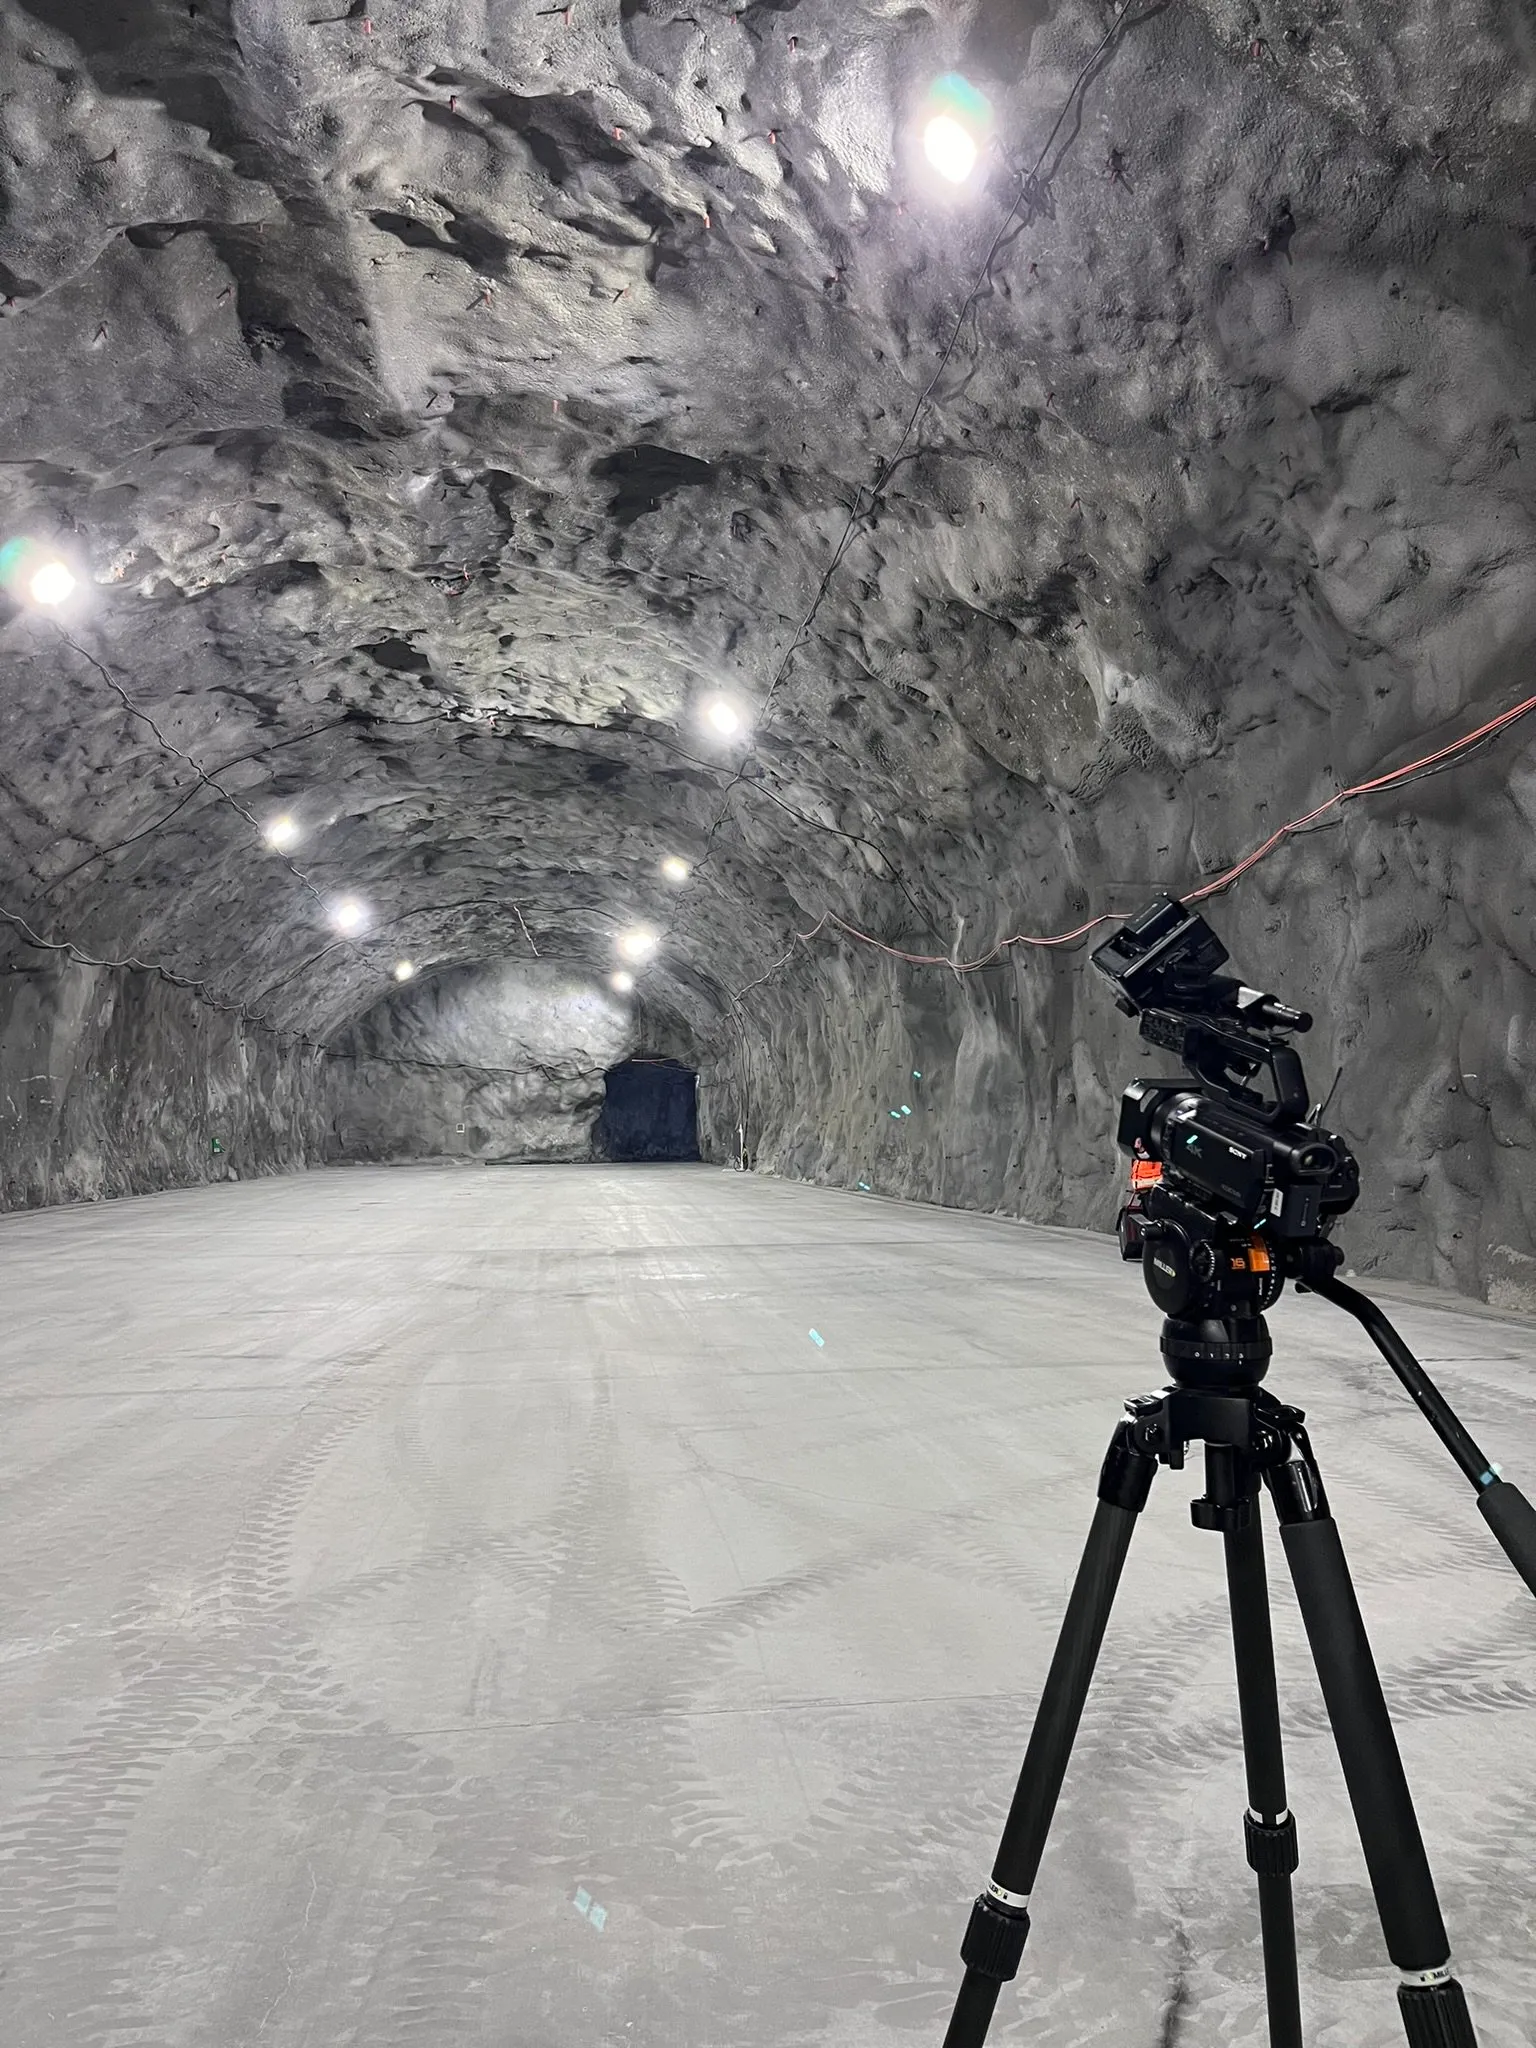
[[53, 627, 397, 952], [727, 686, 1536, 1001], [692, 0, 1534, 1013], [0, 625, 542, 1049], [0, 4, 1166, 1021], [0, 895, 332, 1049], [683, 0, 1165, 894], [0, 612, 442, 1021]]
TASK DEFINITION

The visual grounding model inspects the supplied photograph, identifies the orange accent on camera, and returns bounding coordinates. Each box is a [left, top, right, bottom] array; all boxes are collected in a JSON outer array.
[[1129, 1159, 1162, 1189], [1246, 1240, 1272, 1273]]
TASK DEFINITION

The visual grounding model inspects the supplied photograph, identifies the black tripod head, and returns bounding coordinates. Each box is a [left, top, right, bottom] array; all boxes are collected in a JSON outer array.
[[1092, 897, 1359, 1379]]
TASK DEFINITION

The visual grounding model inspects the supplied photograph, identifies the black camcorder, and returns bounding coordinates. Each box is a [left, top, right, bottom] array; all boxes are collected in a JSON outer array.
[[1090, 897, 1358, 1321]]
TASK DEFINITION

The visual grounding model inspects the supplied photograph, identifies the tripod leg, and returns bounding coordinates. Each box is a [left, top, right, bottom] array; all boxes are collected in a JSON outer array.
[[941, 1420, 1158, 2048], [1221, 1481, 1304, 2048], [1268, 1437, 1478, 2048]]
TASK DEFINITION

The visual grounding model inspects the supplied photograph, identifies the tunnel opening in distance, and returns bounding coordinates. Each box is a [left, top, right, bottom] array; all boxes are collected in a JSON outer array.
[[597, 1059, 700, 1162]]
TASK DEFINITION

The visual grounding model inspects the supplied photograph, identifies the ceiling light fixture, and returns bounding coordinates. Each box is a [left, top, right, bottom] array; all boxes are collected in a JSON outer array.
[[661, 855, 690, 883], [616, 925, 659, 964], [330, 897, 368, 935], [27, 558, 77, 607], [924, 115, 978, 183], [921, 73, 993, 186], [394, 960, 415, 982], [263, 813, 301, 851], [0, 538, 79, 609], [611, 970, 635, 994], [701, 696, 746, 738]]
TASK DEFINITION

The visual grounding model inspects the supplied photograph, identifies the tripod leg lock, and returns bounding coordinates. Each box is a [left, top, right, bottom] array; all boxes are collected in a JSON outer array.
[[1098, 1420, 1157, 1513], [1244, 1807, 1299, 1877], [959, 1891, 1032, 1982], [1397, 1967, 1476, 2047]]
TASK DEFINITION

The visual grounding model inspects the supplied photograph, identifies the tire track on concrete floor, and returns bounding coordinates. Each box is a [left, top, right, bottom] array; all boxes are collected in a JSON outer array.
[[0, 1374, 392, 2048], [322, 1382, 1018, 2042], [0, 1397, 374, 2045], [325, 1374, 680, 2043]]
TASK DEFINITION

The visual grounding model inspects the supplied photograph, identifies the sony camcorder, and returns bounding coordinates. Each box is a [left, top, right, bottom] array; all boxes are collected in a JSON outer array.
[[1090, 896, 1358, 1320]]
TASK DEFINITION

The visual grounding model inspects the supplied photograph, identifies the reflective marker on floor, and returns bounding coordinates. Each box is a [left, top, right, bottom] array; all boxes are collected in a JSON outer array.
[[809, 1329, 825, 1347]]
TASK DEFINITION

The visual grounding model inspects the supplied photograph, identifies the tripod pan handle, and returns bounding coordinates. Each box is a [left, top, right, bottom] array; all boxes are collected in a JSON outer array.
[[1476, 1481, 1536, 1600]]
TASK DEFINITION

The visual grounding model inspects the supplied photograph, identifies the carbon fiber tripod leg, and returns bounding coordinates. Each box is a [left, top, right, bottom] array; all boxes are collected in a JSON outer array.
[[1269, 1438, 1478, 2046], [1222, 1494, 1303, 2048], [940, 1421, 1157, 2048]]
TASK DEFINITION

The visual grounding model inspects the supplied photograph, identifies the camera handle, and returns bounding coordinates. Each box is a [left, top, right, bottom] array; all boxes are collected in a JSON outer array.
[[1303, 1274, 1536, 1600], [1139, 1010, 1312, 1121]]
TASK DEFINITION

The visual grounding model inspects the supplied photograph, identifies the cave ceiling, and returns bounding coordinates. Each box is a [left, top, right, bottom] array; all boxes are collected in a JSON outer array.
[[1, 0, 1533, 1041]]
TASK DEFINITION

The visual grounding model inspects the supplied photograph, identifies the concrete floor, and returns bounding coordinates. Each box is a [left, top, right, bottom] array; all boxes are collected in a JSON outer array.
[[0, 1165, 1532, 2048]]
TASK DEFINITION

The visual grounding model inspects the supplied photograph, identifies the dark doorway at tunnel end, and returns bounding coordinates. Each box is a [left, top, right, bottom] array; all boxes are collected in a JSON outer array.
[[597, 1059, 700, 1162]]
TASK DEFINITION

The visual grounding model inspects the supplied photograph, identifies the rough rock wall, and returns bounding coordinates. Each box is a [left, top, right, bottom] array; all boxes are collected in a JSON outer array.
[[0, 953, 698, 1200], [0, 958, 325, 1207], [324, 958, 643, 1161], [701, 786, 1536, 1311], [0, 2, 1533, 1295]]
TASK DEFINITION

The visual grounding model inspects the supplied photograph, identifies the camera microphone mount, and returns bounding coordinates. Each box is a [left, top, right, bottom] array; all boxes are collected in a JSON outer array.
[[937, 896, 1536, 2048]]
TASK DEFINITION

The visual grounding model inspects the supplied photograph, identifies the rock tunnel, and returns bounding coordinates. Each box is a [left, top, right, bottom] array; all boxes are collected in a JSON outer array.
[[3, 8, 1536, 2046], [0, 3, 1532, 1292]]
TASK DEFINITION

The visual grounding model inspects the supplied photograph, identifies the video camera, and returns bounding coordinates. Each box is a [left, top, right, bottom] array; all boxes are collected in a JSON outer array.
[[1090, 897, 1358, 1322]]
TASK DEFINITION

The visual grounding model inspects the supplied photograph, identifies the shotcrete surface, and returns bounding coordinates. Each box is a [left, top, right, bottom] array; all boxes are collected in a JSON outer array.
[[328, 957, 640, 1161], [0, 1, 1533, 1291], [0, 1165, 1532, 2046]]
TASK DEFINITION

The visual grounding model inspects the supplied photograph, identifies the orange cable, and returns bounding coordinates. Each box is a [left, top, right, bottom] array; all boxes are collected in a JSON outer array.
[[769, 688, 1536, 983]]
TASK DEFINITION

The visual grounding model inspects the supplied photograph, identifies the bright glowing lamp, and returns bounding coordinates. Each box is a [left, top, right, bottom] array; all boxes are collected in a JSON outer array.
[[263, 813, 301, 851], [611, 970, 635, 994], [0, 539, 79, 609], [661, 855, 690, 883], [330, 897, 368, 935], [394, 960, 415, 982], [702, 696, 744, 737], [28, 559, 76, 606], [616, 925, 659, 964], [921, 74, 993, 186], [924, 114, 978, 184]]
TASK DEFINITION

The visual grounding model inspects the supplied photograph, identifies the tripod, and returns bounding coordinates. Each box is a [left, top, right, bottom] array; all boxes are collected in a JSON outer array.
[[941, 1279, 1536, 2048]]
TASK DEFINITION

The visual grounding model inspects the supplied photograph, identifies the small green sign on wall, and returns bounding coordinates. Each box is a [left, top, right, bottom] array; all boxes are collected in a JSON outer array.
[[210, 1136, 224, 1156]]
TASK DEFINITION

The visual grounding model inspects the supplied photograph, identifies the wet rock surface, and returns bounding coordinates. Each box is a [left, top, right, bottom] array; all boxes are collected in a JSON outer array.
[[0, 2, 1533, 1297]]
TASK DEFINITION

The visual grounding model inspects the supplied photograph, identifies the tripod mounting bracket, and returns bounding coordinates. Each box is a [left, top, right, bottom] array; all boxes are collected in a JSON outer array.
[[1123, 1385, 1305, 1471]]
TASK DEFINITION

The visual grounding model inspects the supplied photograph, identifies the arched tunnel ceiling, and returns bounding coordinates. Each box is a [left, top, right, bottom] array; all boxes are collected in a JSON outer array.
[[1, 1, 1534, 1043]]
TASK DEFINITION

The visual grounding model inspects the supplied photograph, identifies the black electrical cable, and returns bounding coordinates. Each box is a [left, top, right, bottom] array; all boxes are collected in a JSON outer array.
[[0, 894, 560, 1082], [725, 681, 1536, 1002], [45, 635, 562, 974], [681, 0, 1169, 896], [21, 628, 416, 1008], [0, 896, 329, 1049], [38, 713, 353, 897], [55, 630, 336, 920]]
